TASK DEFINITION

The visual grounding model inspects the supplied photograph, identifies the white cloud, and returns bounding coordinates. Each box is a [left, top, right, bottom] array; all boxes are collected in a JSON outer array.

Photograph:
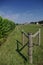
[[0, 10, 43, 23]]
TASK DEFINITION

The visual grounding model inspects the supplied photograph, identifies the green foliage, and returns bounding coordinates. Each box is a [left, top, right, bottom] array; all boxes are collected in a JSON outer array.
[[0, 16, 15, 38]]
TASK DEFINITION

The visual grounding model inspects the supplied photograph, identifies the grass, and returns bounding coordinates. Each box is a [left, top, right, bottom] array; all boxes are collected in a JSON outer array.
[[0, 24, 43, 65]]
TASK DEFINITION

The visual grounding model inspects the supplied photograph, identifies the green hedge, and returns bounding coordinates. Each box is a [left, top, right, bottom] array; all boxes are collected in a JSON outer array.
[[0, 16, 16, 38]]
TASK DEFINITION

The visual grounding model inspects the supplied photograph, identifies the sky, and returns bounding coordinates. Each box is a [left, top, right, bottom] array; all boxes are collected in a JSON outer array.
[[0, 0, 43, 23]]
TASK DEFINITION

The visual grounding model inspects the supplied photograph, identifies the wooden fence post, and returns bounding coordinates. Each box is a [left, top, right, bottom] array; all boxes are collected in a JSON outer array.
[[28, 33, 33, 64], [21, 29, 41, 64]]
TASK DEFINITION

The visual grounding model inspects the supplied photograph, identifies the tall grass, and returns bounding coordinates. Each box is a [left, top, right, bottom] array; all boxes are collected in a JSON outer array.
[[0, 24, 43, 65]]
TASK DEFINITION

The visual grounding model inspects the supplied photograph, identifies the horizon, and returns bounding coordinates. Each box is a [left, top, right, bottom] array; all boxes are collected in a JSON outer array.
[[0, 0, 43, 23]]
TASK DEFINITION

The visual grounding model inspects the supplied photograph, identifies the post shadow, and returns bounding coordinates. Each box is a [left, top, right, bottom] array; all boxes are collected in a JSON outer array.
[[16, 40, 23, 46], [16, 40, 28, 51], [19, 42, 28, 51], [16, 40, 28, 62], [16, 49, 27, 61]]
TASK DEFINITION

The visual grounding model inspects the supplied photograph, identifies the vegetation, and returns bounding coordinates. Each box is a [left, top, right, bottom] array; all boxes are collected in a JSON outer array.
[[30, 20, 43, 24], [0, 24, 43, 65], [0, 16, 15, 45], [38, 20, 43, 24]]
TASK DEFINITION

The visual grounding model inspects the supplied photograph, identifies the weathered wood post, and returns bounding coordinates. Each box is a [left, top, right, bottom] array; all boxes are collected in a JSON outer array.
[[39, 29, 40, 46], [28, 33, 33, 64]]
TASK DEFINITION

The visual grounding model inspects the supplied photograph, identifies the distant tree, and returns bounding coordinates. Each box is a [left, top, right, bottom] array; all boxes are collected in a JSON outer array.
[[30, 22, 36, 24], [38, 20, 43, 24], [16, 23, 19, 25]]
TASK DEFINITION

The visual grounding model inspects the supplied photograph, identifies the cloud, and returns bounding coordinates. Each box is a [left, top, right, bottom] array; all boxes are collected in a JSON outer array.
[[0, 10, 43, 23]]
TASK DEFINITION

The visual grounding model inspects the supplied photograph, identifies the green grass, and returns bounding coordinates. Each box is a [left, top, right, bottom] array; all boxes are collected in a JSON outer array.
[[0, 24, 43, 65]]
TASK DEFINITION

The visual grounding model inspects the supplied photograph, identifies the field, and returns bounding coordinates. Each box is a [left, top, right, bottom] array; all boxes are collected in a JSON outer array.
[[0, 24, 43, 65]]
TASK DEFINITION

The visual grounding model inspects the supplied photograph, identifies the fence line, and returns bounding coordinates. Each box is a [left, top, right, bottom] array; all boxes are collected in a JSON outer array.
[[32, 31, 39, 37], [21, 28, 41, 64], [22, 30, 28, 38]]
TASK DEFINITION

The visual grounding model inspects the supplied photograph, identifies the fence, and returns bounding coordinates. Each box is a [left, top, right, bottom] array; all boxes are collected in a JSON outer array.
[[22, 29, 41, 64]]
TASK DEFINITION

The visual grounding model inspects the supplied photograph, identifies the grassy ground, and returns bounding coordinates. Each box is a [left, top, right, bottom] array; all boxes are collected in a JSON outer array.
[[0, 24, 43, 65]]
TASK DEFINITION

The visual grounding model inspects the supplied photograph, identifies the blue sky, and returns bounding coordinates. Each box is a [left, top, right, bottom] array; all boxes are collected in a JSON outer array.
[[0, 0, 43, 23]]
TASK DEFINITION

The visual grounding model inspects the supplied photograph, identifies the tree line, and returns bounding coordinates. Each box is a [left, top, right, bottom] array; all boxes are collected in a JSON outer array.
[[30, 20, 43, 24]]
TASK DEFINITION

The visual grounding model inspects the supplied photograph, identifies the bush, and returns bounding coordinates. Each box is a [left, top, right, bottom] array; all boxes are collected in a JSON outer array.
[[0, 16, 16, 44]]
